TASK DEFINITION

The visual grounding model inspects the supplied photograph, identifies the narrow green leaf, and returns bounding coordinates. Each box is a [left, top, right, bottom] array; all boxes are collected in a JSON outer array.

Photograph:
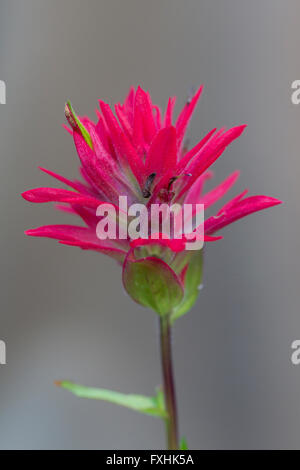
[[171, 249, 203, 323], [123, 256, 184, 316], [65, 101, 93, 150], [56, 381, 167, 418], [180, 437, 189, 450]]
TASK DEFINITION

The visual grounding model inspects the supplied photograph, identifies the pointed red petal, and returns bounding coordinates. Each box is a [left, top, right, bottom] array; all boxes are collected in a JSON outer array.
[[115, 103, 133, 140], [153, 105, 162, 129], [199, 170, 240, 208], [145, 126, 177, 177], [216, 189, 249, 215], [176, 85, 203, 145], [184, 171, 214, 204], [99, 100, 145, 186], [22, 187, 111, 209], [25, 224, 97, 242], [164, 97, 176, 127], [62, 124, 73, 135], [25, 225, 126, 262], [135, 86, 156, 143], [123, 86, 135, 123], [205, 195, 282, 234], [178, 125, 247, 199], [38, 167, 88, 193], [176, 128, 217, 174]]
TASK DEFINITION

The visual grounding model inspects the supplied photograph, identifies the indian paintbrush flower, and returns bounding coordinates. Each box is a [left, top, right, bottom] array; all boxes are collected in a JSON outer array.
[[22, 86, 282, 449]]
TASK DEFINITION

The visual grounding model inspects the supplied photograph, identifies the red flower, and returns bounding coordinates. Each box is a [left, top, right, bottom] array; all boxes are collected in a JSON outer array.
[[22, 86, 281, 317]]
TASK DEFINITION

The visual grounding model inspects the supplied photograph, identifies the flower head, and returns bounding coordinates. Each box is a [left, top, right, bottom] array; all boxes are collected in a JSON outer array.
[[22, 86, 281, 318]]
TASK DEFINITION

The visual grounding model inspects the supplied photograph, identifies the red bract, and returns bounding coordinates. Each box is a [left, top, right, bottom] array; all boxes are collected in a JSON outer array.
[[22, 86, 282, 316]]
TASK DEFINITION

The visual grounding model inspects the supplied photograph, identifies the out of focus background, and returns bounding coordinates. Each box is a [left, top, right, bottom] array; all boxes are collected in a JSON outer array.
[[0, 0, 299, 449]]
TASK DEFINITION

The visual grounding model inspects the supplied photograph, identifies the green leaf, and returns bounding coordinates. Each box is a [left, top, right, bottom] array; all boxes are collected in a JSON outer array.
[[123, 256, 184, 316], [155, 386, 165, 412], [65, 101, 93, 150], [179, 437, 189, 450], [56, 381, 167, 418], [171, 249, 203, 323]]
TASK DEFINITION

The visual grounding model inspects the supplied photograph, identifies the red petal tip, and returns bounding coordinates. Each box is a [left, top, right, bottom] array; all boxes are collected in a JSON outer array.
[[21, 190, 33, 201], [25, 229, 37, 236]]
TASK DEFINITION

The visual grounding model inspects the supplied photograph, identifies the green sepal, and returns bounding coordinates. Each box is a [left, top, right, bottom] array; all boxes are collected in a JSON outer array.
[[123, 256, 184, 317], [171, 249, 203, 323], [65, 101, 93, 150]]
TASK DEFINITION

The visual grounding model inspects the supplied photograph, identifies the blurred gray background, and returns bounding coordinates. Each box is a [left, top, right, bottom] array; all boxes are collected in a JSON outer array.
[[0, 0, 299, 449]]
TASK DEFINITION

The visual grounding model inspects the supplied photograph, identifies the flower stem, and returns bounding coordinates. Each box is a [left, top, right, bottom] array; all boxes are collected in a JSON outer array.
[[159, 316, 179, 450]]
